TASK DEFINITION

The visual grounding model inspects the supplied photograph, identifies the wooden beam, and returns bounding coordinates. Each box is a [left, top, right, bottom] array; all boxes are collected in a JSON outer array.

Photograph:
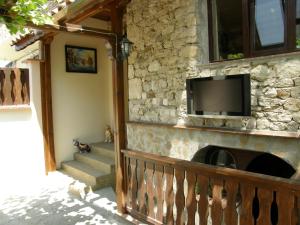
[[54, 0, 114, 23], [25, 23, 115, 41], [110, 2, 127, 214], [40, 37, 56, 174]]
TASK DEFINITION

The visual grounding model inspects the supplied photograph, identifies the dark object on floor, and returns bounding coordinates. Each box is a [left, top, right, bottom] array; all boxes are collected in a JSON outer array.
[[73, 139, 91, 153]]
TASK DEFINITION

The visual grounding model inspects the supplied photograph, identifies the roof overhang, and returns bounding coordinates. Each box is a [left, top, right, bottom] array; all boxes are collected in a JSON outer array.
[[7, 0, 131, 51]]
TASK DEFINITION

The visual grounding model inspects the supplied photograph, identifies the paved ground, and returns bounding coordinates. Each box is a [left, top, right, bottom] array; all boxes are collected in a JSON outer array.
[[0, 172, 135, 225]]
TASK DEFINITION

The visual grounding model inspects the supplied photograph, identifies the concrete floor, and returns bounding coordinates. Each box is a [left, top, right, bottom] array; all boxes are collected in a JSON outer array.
[[0, 172, 135, 225]]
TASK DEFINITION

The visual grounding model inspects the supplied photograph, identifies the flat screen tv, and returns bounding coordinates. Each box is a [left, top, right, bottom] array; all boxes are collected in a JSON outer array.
[[186, 74, 251, 116]]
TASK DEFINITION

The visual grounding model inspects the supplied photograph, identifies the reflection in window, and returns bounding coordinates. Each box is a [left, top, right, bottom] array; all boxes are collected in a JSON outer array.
[[211, 0, 243, 60], [254, 0, 285, 50]]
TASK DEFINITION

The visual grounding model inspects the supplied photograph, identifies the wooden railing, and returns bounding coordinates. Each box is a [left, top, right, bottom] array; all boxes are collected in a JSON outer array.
[[0, 68, 30, 106], [122, 149, 300, 225]]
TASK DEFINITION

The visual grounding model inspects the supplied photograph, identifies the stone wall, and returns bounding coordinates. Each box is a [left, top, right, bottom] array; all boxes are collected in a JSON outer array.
[[126, 0, 300, 133], [127, 123, 300, 172]]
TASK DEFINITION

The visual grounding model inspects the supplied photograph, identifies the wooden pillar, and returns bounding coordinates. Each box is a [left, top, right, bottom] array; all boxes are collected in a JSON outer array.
[[40, 37, 56, 174], [110, 3, 127, 214]]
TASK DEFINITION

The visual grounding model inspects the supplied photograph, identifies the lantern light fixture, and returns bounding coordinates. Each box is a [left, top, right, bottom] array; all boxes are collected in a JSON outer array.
[[120, 33, 133, 60]]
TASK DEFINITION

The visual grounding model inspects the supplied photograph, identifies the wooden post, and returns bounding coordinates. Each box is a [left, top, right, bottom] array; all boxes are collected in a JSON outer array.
[[110, 3, 127, 214], [40, 37, 56, 174]]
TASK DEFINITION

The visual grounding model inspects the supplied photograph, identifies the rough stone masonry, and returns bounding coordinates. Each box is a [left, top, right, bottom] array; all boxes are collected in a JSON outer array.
[[126, 0, 300, 132]]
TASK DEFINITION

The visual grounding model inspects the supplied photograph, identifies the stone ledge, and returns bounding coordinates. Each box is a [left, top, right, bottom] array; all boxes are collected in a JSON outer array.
[[187, 114, 252, 120], [127, 121, 300, 139], [199, 51, 300, 70]]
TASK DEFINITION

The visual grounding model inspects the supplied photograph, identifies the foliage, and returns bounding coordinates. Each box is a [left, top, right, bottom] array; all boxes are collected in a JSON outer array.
[[296, 38, 300, 49], [227, 53, 244, 60], [0, 0, 53, 34]]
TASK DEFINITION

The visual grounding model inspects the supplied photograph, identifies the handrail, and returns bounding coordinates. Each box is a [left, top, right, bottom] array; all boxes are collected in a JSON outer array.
[[122, 148, 300, 225], [122, 149, 300, 191]]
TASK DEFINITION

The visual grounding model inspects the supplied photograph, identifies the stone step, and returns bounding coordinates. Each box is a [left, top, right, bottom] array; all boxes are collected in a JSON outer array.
[[91, 142, 115, 159], [61, 160, 114, 190], [74, 152, 115, 173]]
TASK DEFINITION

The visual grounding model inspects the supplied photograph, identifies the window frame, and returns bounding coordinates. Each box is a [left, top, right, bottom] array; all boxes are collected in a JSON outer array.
[[208, 0, 298, 62]]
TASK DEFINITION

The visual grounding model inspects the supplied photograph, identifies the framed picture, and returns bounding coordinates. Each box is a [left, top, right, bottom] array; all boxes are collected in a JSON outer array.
[[65, 45, 97, 73]]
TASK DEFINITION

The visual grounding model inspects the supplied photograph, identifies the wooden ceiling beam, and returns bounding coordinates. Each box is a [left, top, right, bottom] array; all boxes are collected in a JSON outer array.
[[25, 23, 115, 41], [55, 0, 114, 23]]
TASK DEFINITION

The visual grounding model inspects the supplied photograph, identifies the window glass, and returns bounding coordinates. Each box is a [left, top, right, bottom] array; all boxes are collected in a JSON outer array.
[[211, 0, 243, 60], [296, 0, 300, 48], [254, 0, 285, 50]]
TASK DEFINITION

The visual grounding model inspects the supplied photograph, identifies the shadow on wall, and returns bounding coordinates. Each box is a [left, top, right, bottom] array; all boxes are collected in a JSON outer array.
[[191, 145, 296, 179]]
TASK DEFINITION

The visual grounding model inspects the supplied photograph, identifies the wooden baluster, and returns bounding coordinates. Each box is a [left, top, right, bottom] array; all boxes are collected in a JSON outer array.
[[256, 188, 273, 225], [20, 69, 30, 104], [137, 160, 146, 214], [0, 70, 4, 105], [146, 162, 155, 219], [127, 157, 133, 209], [186, 170, 197, 225], [165, 166, 174, 225], [130, 158, 138, 211], [3, 69, 13, 105], [155, 164, 164, 223], [198, 175, 209, 225], [175, 168, 186, 225], [292, 196, 300, 225], [277, 191, 295, 225], [211, 178, 223, 225], [12, 69, 22, 105], [224, 180, 238, 225], [240, 183, 255, 225]]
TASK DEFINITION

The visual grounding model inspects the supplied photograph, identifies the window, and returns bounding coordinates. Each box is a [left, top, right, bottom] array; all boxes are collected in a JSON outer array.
[[208, 0, 300, 61]]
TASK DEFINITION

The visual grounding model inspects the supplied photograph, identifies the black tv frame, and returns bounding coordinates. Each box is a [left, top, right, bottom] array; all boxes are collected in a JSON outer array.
[[186, 74, 251, 116]]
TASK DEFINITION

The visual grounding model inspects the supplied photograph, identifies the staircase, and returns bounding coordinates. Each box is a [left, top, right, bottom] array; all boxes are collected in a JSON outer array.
[[61, 142, 115, 191]]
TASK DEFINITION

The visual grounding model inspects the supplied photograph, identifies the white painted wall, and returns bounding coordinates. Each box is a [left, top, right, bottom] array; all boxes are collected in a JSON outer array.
[[0, 62, 45, 179], [51, 23, 113, 168]]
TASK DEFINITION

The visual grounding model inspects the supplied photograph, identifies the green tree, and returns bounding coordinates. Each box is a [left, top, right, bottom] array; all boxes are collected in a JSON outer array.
[[0, 0, 53, 34]]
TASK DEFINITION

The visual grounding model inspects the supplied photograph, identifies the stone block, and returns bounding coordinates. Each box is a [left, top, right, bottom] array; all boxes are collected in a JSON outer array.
[[128, 78, 142, 99], [270, 122, 286, 131], [205, 119, 225, 127], [250, 65, 271, 81], [148, 60, 161, 72], [180, 45, 198, 58], [294, 77, 300, 86], [264, 87, 277, 98], [287, 121, 299, 131], [284, 99, 300, 111], [152, 98, 163, 106], [163, 99, 168, 106], [128, 65, 135, 79], [274, 78, 294, 88], [291, 87, 300, 98], [267, 113, 292, 122], [143, 111, 159, 122], [292, 112, 300, 123], [277, 88, 291, 99], [256, 118, 270, 129]]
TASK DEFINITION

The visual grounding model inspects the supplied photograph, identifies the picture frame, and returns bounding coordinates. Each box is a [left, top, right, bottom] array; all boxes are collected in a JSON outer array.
[[65, 45, 97, 73]]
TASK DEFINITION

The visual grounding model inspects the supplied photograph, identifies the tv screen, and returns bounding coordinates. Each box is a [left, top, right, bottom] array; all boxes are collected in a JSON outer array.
[[187, 74, 251, 116]]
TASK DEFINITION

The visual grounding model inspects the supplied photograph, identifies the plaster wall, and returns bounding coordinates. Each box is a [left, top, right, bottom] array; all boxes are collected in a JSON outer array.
[[0, 62, 45, 178], [51, 19, 113, 168]]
